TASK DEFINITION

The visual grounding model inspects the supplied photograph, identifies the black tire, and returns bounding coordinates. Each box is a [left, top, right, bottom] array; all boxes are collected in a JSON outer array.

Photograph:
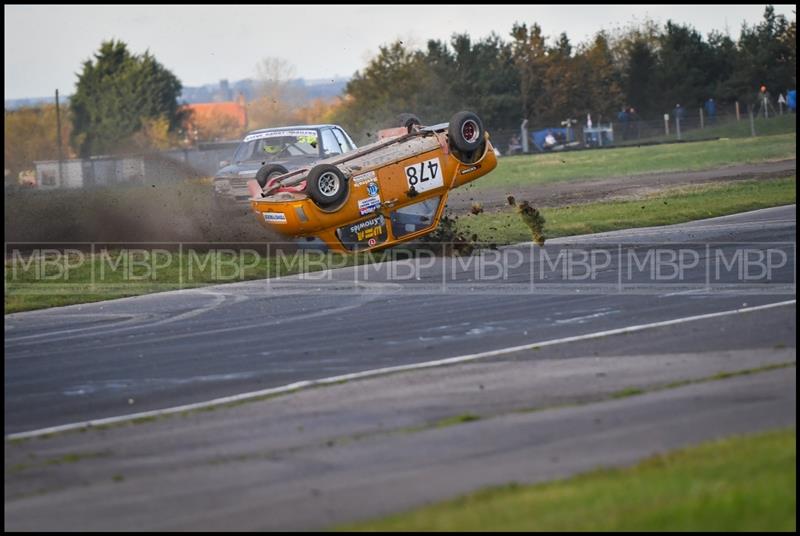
[[448, 111, 484, 152], [306, 164, 349, 208], [255, 164, 289, 188], [397, 113, 422, 133]]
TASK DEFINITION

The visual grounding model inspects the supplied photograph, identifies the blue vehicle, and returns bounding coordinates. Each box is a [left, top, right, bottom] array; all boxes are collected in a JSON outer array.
[[530, 127, 578, 152]]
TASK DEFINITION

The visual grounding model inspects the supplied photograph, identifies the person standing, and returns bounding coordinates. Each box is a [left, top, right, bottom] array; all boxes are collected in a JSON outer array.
[[618, 107, 630, 140], [673, 103, 686, 122], [704, 98, 717, 125], [628, 107, 640, 139]]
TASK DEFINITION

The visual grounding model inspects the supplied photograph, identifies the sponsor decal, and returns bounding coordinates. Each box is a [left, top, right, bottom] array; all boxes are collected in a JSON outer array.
[[354, 221, 384, 241], [262, 212, 288, 224], [460, 164, 480, 175], [337, 215, 388, 250], [404, 157, 443, 193], [357, 225, 383, 242], [243, 130, 318, 142], [353, 170, 377, 186], [366, 181, 379, 196], [358, 194, 382, 215], [348, 215, 384, 234]]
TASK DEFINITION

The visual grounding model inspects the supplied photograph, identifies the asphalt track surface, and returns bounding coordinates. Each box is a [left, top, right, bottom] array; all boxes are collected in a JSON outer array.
[[4, 206, 797, 530], [4, 205, 796, 435]]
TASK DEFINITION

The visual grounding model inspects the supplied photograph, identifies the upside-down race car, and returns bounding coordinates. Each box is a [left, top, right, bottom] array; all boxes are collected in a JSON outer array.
[[247, 111, 498, 252]]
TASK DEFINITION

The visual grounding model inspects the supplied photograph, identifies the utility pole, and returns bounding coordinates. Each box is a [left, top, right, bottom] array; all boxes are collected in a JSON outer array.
[[55, 89, 64, 185], [520, 119, 529, 154]]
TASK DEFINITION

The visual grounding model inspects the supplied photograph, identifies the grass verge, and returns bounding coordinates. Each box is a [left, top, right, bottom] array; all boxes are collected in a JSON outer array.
[[479, 132, 795, 190], [339, 427, 796, 531], [458, 177, 796, 245], [616, 113, 797, 145]]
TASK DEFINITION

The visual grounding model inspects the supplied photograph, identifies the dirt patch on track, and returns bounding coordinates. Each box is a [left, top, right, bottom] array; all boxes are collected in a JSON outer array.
[[448, 159, 796, 212], [4, 182, 281, 246]]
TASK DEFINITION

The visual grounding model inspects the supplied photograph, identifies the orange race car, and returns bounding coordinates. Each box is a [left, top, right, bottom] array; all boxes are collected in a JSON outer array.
[[247, 111, 498, 252]]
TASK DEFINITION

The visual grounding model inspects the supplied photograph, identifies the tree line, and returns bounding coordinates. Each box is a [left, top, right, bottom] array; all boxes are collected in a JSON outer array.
[[330, 5, 796, 142], [4, 6, 795, 178]]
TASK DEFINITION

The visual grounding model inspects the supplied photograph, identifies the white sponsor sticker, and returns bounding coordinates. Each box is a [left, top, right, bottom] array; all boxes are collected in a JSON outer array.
[[358, 195, 382, 215], [263, 212, 288, 224], [349, 215, 384, 233], [353, 170, 377, 186], [405, 157, 443, 193], [243, 130, 318, 142]]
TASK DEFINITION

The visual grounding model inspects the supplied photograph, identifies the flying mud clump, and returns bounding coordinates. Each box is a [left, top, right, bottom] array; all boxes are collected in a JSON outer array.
[[421, 213, 480, 256], [507, 195, 546, 246]]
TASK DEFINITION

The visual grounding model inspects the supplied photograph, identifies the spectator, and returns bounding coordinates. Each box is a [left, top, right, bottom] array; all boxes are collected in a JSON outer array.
[[628, 107, 640, 139], [673, 104, 686, 125], [543, 130, 557, 150], [507, 134, 522, 155], [704, 98, 717, 124], [755, 85, 779, 117], [617, 107, 630, 140]]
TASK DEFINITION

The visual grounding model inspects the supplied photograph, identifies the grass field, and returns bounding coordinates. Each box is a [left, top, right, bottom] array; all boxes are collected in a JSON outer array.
[[480, 132, 795, 190], [616, 113, 797, 145], [339, 427, 796, 532], [459, 177, 796, 245]]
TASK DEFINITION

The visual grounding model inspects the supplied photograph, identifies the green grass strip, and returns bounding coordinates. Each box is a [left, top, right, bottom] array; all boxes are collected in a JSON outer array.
[[459, 177, 796, 245], [477, 132, 795, 190], [339, 427, 796, 531]]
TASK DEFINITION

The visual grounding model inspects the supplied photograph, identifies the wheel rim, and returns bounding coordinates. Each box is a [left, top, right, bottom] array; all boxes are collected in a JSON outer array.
[[318, 171, 340, 197], [461, 120, 479, 143]]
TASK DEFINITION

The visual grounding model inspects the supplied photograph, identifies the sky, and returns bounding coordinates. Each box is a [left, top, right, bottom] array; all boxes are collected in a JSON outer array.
[[4, 4, 796, 100]]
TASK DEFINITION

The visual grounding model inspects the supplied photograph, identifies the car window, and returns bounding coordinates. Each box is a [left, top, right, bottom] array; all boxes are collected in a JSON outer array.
[[340, 129, 358, 150], [331, 128, 352, 153], [233, 141, 256, 162], [321, 128, 343, 156], [234, 131, 320, 162]]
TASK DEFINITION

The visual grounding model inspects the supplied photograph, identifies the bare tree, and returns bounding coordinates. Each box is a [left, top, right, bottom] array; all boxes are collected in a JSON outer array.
[[249, 57, 306, 128]]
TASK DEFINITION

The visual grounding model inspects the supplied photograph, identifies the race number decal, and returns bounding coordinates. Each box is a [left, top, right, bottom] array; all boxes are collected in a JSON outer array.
[[405, 157, 443, 193]]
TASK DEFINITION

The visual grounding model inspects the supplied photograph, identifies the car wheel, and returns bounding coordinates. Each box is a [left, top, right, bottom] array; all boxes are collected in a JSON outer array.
[[397, 113, 422, 133], [255, 164, 290, 188], [448, 111, 484, 153], [306, 164, 349, 208]]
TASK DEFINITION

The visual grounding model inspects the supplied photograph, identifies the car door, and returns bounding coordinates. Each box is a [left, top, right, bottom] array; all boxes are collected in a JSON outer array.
[[320, 128, 344, 158]]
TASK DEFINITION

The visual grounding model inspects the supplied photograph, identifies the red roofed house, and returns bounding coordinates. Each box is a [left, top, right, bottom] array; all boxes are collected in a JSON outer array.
[[182, 94, 248, 143]]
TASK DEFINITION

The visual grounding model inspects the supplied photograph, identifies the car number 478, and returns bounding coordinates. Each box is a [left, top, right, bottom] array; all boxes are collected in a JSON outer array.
[[405, 157, 443, 193]]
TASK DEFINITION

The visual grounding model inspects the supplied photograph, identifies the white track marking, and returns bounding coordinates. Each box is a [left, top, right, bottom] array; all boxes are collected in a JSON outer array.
[[4, 288, 397, 361], [6, 299, 795, 441], [6, 290, 231, 345]]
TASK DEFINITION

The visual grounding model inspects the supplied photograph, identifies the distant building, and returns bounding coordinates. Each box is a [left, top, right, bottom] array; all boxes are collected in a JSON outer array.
[[181, 94, 248, 143]]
